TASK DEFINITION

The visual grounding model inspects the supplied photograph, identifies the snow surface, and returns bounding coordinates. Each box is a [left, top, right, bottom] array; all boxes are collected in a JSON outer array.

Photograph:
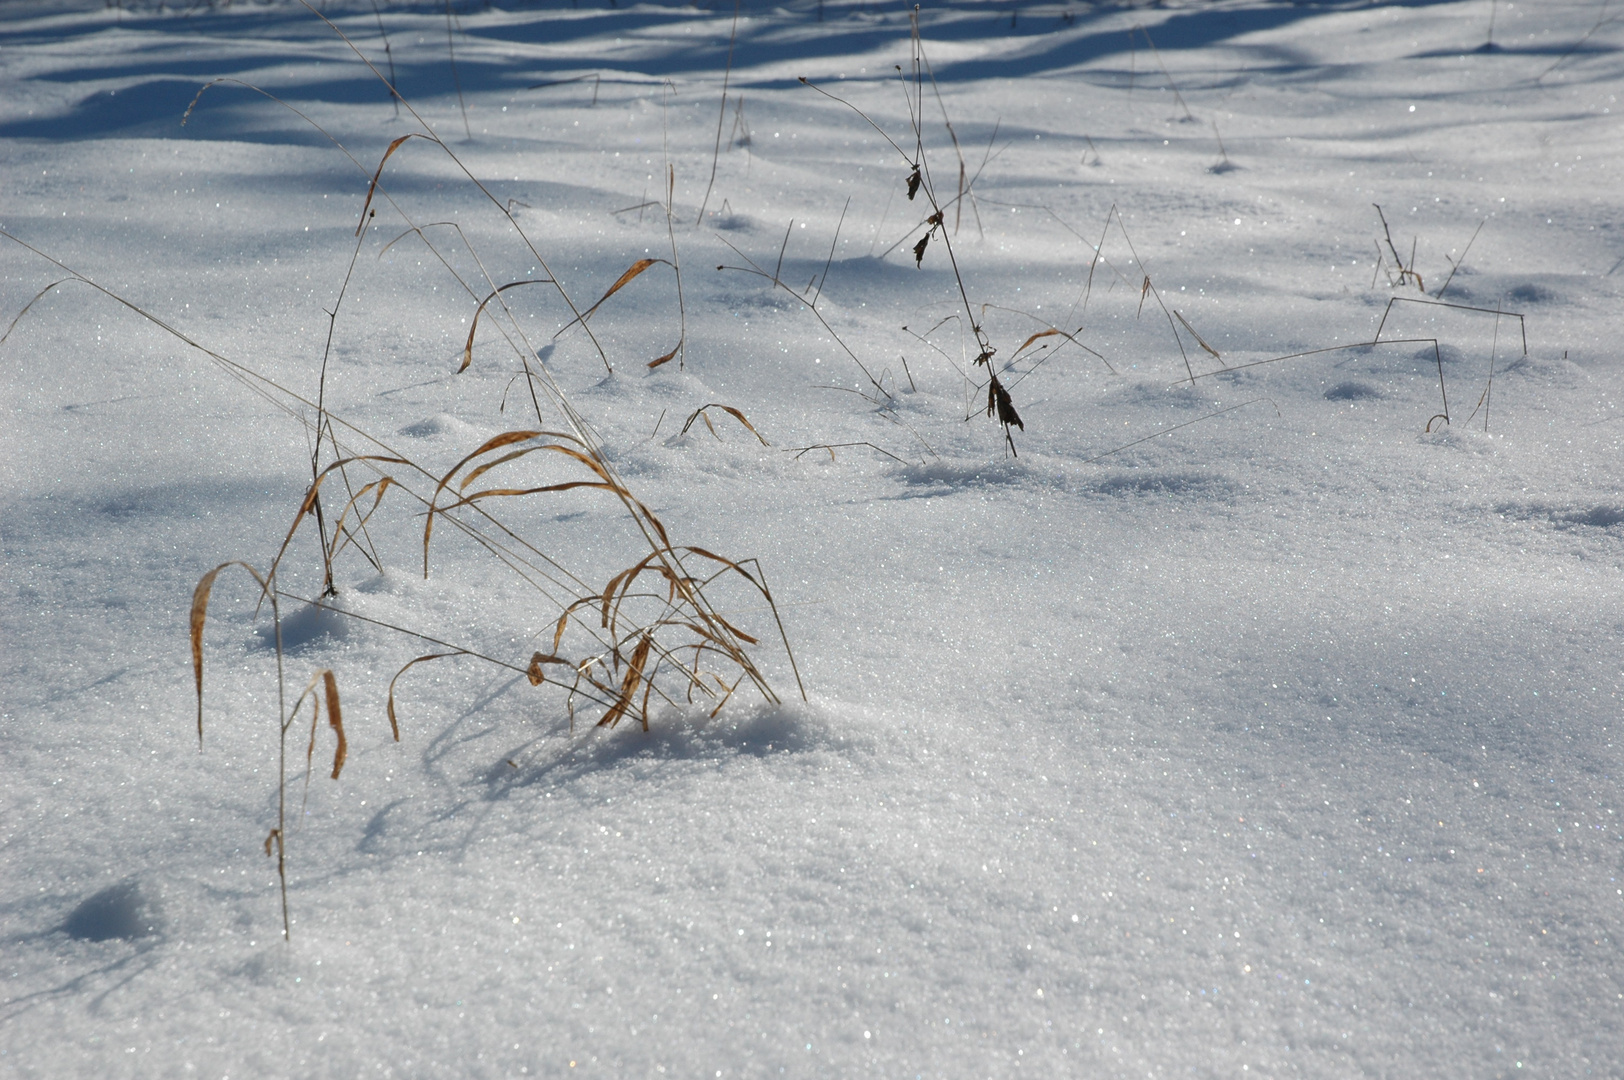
[[3, 0, 1623, 1075]]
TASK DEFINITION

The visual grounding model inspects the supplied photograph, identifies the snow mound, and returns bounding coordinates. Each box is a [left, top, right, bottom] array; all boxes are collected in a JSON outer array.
[[1324, 379, 1385, 401], [398, 414, 479, 439]]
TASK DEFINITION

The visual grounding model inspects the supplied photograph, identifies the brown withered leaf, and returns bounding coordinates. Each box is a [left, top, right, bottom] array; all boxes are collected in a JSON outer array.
[[906, 166, 922, 200], [1, 278, 72, 347], [357, 134, 431, 235], [387, 653, 460, 740], [679, 404, 770, 446], [423, 431, 556, 574], [648, 341, 681, 369], [458, 447, 540, 492], [987, 375, 1024, 431], [460, 280, 550, 372], [598, 633, 654, 730], [190, 560, 269, 748], [1014, 328, 1062, 356], [913, 233, 930, 267], [579, 258, 667, 323], [323, 670, 345, 780], [526, 652, 570, 687]]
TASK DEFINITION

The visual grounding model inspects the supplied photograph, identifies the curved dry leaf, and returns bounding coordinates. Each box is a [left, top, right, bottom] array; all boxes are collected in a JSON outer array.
[[526, 652, 570, 687], [536, 442, 616, 486], [554, 596, 598, 652], [603, 555, 682, 640], [709, 673, 744, 718], [712, 613, 759, 646], [293, 670, 328, 809], [387, 652, 461, 739], [596, 259, 658, 306], [459, 280, 551, 373], [648, 341, 681, 369], [588, 258, 659, 317], [600, 560, 649, 628], [191, 560, 268, 748], [437, 480, 615, 516], [1172, 309, 1222, 361], [675, 547, 775, 609], [556, 258, 671, 339], [636, 500, 672, 549], [714, 405, 767, 444], [458, 446, 542, 491], [1013, 328, 1062, 357], [679, 546, 748, 574], [680, 404, 769, 446], [455, 440, 613, 494], [425, 431, 546, 575], [358, 133, 432, 235]]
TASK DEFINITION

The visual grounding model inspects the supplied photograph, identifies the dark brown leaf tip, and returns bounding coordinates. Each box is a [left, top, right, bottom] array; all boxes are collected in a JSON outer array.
[[526, 652, 569, 687], [987, 375, 1024, 431]]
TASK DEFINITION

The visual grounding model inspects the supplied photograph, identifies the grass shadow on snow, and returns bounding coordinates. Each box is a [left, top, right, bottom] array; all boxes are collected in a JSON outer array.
[[487, 700, 866, 794], [0, 0, 1470, 141]]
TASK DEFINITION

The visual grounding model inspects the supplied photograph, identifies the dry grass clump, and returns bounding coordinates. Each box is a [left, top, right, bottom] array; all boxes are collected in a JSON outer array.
[[3, 4, 802, 939]]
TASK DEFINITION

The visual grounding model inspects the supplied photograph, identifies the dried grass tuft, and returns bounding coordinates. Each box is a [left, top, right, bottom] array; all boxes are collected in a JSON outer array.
[[680, 404, 770, 445], [5, 7, 820, 942]]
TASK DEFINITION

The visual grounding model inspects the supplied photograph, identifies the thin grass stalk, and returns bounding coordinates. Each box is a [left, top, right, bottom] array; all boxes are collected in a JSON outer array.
[[665, 165, 688, 368], [366, 0, 400, 117], [696, 0, 741, 225], [1132, 25, 1195, 122], [445, 0, 471, 140], [310, 215, 377, 595]]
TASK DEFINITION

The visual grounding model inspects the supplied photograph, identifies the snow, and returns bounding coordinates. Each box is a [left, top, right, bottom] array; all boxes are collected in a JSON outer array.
[[3, 0, 1622, 1075]]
